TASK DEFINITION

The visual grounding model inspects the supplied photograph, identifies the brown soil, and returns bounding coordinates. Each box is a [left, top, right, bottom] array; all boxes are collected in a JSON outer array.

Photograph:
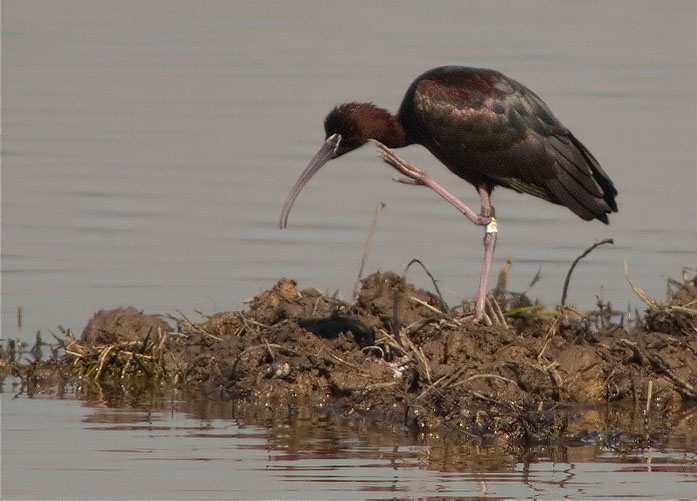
[[3, 271, 697, 448]]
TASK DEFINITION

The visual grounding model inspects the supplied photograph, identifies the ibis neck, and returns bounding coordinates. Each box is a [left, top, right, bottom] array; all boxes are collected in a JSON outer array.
[[372, 113, 410, 149]]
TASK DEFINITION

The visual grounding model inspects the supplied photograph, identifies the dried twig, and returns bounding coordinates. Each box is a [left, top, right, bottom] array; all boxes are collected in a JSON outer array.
[[402, 258, 448, 310], [375, 329, 408, 362], [177, 310, 222, 341], [323, 349, 366, 374], [392, 289, 402, 346], [408, 296, 456, 322], [561, 239, 614, 306], [648, 353, 697, 399], [538, 315, 563, 362], [451, 373, 517, 388]]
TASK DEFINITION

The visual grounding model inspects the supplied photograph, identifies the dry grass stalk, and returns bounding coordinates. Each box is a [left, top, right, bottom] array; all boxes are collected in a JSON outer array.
[[63, 327, 169, 381], [178, 310, 222, 341], [623, 261, 659, 311], [352, 201, 385, 301], [492, 258, 511, 297], [409, 295, 451, 319]]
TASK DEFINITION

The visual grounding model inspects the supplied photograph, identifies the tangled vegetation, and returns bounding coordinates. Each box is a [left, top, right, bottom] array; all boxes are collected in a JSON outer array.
[[2, 266, 696, 448]]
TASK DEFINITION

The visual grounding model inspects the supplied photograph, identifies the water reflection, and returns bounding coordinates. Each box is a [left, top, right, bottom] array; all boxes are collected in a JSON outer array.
[[2, 390, 696, 499]]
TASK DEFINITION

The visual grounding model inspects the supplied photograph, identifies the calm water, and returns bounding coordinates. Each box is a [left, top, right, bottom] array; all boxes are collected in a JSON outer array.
[[2, 391, 697, 499], [2, 1, 696, 498]]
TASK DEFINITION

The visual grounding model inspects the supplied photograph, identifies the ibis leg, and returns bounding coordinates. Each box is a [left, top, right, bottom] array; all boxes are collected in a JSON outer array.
[[473, 186, 497, 321], [374, 141, 498, 322], [373, 140, 492, 226]]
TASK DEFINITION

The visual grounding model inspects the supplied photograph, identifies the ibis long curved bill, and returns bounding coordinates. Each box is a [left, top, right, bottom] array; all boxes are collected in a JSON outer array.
[[279, 133, 342, 229]]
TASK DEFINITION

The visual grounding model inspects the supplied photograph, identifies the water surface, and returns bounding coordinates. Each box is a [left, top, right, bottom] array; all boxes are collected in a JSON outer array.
[[2, 1, 697, 498], [2, 392, 697, 499], [3, 1, 696, 341]]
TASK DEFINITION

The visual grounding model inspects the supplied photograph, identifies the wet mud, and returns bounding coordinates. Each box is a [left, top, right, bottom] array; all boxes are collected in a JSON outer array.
[[2, 271, 696, 448]]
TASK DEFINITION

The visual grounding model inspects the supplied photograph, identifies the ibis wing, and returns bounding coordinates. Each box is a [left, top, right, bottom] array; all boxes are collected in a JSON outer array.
[[411, 73, 617, 221]]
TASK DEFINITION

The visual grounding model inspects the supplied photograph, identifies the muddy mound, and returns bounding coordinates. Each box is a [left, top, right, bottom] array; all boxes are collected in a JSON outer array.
[[4, 271, 696, 447]]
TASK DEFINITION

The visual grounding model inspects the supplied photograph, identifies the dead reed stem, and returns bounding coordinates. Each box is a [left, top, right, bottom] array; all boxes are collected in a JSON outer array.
[[561, 238, 614, 306]]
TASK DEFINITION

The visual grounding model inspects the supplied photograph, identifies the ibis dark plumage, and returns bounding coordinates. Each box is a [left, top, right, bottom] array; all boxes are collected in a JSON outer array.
[[280, 66, 618, 321]]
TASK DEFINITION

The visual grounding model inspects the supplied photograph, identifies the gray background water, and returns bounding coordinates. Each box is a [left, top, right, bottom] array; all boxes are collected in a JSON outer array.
[[2, 1, 697, 498], [2, 1, 696, 341]]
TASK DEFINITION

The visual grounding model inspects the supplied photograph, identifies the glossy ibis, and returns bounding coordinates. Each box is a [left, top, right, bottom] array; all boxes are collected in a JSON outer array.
[[280, 66, 617, 321]]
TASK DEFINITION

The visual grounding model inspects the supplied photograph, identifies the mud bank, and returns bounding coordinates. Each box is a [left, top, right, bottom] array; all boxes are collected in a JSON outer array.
[[3, 271, 696, 447]]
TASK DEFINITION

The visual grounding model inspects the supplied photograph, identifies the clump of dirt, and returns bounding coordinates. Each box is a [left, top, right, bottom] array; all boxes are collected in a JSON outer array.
[[81, 306, 171, 345], [3, 271, 697, 447], [646, 275, 697, 335]]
